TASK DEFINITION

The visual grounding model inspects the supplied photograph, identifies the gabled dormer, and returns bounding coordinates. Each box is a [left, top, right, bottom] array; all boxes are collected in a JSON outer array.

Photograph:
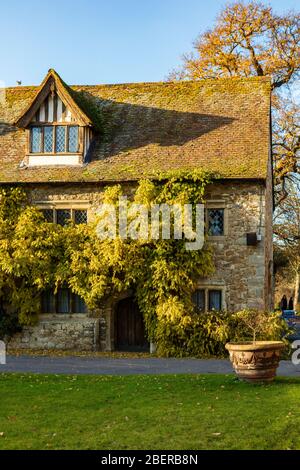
[[15, 69, 96, 167]]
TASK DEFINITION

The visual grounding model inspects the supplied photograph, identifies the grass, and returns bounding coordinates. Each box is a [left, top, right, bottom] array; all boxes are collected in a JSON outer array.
[[0, 373, 300, 450]]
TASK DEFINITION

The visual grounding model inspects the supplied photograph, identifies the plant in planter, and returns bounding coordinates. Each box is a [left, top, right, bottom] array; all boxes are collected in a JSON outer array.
[[226, 309, 287, 383]]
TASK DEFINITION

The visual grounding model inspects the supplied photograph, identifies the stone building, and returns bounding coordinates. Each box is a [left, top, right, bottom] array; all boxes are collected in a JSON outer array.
[[0, 70, 273, 351]]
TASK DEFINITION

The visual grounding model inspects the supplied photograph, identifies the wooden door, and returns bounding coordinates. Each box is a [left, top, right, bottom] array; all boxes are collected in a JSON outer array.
[[115, 297, 149, 351]]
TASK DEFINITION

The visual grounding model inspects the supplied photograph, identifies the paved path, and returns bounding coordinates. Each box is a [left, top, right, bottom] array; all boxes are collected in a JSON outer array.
[[1, 355, 300, 376]]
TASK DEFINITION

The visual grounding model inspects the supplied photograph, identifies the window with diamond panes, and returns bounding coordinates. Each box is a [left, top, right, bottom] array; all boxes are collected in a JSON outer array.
[[31, 127, 42, 153], [74, 210, 87, 225], [56, 209, 71, 226], [56, 126, 66, 153], [30, 126, 81, 154], [42, 209, 54, 223], [207, 209, 224, 236], [68, 126, 79, 153], [44, 126, 53, 152]]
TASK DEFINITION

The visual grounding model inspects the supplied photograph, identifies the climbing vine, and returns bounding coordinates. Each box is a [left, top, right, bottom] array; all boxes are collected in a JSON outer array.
[[0, 171, 216, 354], [66, 169, 215, 354]]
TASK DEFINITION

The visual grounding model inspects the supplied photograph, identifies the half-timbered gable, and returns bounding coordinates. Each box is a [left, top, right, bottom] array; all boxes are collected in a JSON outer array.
[[14, 69, 94, 167]]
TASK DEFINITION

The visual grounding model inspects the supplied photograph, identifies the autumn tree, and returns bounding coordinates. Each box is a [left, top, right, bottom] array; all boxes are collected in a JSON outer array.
[[170, 1, 300, 196], [274, 177, 300, 306], [273, 98, 300, 196]]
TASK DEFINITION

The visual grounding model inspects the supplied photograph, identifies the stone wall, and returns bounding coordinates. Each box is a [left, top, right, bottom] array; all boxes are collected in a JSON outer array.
[[8, 315, 100, 351], [203, 179, 270, 312], [27, 182, 133, 224]]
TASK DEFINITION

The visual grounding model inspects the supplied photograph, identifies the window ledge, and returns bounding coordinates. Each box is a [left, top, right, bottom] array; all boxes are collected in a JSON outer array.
[[40, 314, 89, 320], [28, 154, 82, 167], [28, 152, 82, 156]]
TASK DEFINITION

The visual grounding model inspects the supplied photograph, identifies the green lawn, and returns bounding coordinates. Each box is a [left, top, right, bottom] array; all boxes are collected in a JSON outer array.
[[0, 373, 300, 450]]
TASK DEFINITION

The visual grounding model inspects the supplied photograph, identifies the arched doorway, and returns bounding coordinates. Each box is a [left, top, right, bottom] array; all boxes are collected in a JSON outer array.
[[114, 297, 149, 351]]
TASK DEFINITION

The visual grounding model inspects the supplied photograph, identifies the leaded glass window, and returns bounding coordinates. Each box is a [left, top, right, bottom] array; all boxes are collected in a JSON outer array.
[[209, 290, 222, 311], [73, 293, 88, 313], [30, 125, 81, 154], [57, 288, 70, 314], [40, 208, 87, 225], [31, 127, 42, 153], [192, 288, 223, 312], [56, 209, 71, 226], [192, 289, 205, 312], [41, 289, 88, 314], [41, 290, 55, 313], [42, 209, 54, 223], [44, 126, 53, 152], [68, 126, 79, 153], [208, 209, 224, 236], [74, 210, 87, 225], [56, 126, 66, 152]]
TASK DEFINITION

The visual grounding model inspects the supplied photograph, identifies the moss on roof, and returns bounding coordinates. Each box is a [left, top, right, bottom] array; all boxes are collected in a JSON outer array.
[[45, 69, 103, 132], [5, 87, 36, 107], [0, 75, 271, 183], [69, 89, 104, 132]]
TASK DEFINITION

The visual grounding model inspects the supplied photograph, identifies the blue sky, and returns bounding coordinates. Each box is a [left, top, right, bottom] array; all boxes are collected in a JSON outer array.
[[0, 0, 299, 87]]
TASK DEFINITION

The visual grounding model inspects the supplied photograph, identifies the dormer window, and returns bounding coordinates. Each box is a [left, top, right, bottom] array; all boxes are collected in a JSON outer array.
[[15, 69, 96, 167], [30, 125, 79, 154]]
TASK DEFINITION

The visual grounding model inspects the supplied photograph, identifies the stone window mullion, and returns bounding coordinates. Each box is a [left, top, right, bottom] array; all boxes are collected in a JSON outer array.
[[205, 289, 209, 312]]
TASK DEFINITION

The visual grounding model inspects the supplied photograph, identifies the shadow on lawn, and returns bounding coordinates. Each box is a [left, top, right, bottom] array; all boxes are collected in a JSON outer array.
[[225, 375, 300, 387]]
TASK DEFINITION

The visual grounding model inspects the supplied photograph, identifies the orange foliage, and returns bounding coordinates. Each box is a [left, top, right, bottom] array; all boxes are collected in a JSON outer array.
[[172, 1, 299, 90]]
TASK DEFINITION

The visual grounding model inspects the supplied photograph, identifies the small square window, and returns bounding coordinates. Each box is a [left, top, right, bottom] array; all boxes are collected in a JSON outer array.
[[56, 209, 71, 226], [74, 210, 87, 225], [208, 290, 222, 311], [208, 209, 224, 236]]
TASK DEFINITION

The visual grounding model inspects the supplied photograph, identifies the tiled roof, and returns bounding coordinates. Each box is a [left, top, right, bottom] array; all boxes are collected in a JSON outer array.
[[0, 75, 271, 183]]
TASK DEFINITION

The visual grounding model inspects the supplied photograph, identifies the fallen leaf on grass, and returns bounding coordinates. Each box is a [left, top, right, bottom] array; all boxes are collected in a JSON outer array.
[[7, 416, 17, 422], [212, 433, 221, 436]]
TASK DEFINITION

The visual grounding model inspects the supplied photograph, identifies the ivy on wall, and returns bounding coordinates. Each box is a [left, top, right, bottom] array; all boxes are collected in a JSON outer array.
[[66, 170, 215, 354], [0, 171, 215, 354]]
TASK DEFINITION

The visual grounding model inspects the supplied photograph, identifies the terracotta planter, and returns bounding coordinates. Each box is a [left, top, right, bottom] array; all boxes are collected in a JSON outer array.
[[225, 341, 285, 383]]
